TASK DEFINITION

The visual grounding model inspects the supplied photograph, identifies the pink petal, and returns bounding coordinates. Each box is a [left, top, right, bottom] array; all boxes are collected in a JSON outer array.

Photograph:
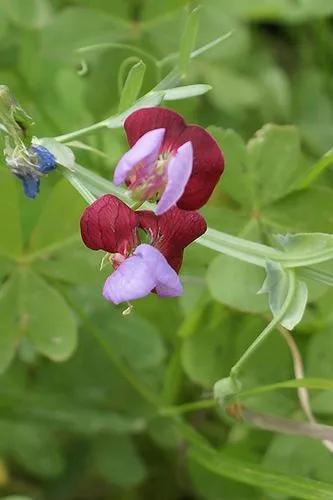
[[135, 244, 183, 297], [102, 244, 182, 304], [138, 207, 207, 272], [103, 255, 155, 304], [155, 141, 193, 215], [113, 128, 165, 186], [124, 108, 224, 210]]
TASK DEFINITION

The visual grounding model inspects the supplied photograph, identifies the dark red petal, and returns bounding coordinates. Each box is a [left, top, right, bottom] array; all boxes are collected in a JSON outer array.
[[80, 195, 138, 254], [124, 107, 186, 150], [125, 108, 224, 211], [174, 125, 224, 210], [139, 207, 207, 272]]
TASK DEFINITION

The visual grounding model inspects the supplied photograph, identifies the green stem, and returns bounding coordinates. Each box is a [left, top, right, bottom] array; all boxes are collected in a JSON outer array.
[[230, 271, 296, 382], [63, 165, 333, 271], [130, 200, 145, 210], [55, 34, 231, 144], [19, 235, 80, 264], [56, 121, 107, 144], [199, 229, 333, 269], [63, 169, 97, 205], [77, 42, 159, 70], [300, 266, 333, 287], [160, 399, 216, 417], [117, 56, 142, 97], [160, 346, 183, 405]]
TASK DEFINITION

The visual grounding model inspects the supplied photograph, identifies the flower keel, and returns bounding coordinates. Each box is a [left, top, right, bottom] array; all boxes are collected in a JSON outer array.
[[103, 244, 182, 304]]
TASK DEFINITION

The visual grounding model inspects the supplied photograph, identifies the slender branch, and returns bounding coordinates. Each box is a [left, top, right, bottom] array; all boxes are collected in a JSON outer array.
[[56, 120, 107, 144], [61, 163, 333, 271], [60, 165, 333, 279], [19, 234, 80, 264], [280, 327, 333, 452], [160, 399, 216, 417], [63, 169, 97, 205], [230, 271, 296, 381], [54, 34, 231, 144], [242, 408, 333, 442], [77, 42, 159, 68], [300, 266, 333, 287]]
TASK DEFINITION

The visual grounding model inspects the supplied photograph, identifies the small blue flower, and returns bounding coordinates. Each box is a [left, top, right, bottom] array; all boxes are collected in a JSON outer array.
[[4, 143, 56, 199], [21, 173, 40, 199], [30, 145, 56, 173]]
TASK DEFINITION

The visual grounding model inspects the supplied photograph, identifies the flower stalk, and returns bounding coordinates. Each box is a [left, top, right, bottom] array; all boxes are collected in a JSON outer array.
[[230, 270, 296, 384]]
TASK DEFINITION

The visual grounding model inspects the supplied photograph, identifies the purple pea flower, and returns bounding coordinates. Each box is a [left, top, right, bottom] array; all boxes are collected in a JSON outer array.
[[113, 107, 224, 214], [80, 195, 207, 305], [103, 244, 182, 304]]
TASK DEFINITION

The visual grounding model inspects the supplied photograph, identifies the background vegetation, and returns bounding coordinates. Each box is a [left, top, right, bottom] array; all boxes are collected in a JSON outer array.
[[0, 0, 333, 498]]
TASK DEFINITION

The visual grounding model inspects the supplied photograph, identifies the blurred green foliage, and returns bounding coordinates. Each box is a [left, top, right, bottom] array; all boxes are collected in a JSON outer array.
[[1, 0, 333, 499]]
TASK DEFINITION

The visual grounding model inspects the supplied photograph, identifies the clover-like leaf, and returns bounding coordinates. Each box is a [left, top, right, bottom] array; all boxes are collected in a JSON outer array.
[[259, 262, 308, 330]]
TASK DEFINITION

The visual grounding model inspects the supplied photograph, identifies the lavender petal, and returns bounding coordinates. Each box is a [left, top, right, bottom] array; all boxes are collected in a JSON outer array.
[[113, 128, 165, 186], [156, 141, 193, 215]]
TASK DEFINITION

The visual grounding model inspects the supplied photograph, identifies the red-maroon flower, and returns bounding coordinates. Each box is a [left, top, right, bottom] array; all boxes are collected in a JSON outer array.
[[80, 194, 139, 256], [113, 107, 224, 214], [138, 207, 207, 272], [80, 195, 207, 304]]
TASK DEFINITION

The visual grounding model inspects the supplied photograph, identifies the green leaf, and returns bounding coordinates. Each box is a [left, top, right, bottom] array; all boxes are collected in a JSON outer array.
[[207, 254, 267, 313], [99, 314, 166, 371], [264, 435, 333, 486], [297, 147, 333, 189], [0, 169, 22, 257], [275, 233, 333, 262], [208, 127, 253, 208], [178, 7, 200, 78], [0, 274, 20, 373], [0, 259, 13, 281], [247, 124, 302, 207], [263, 186, 333, 233], [118, 60, 146, 113], [0, 496, 33, 500], [181, 303, 233, 386], [307, 328, 333, 379], [162, 84, 212, 100], [206, 67, 261, 114], [148, 417, 182, 449], [189, 444, 333, 499], [20, 269, 77, 361], [0, 0, 53, 29], [292, 70, 333, 155], [41, 7, 128, 61], [35, 138, 75, 169], [0, 390, 144, 435], [189, 458, 258, 500], [259, 262, 308, 329], [178, 294, 210, 338], [29, 179, 84, 251], [33, 244, 101, 284], [210, 124, 303, 210], [93, 435, 146, 487], [0, 420, 64, 478]]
